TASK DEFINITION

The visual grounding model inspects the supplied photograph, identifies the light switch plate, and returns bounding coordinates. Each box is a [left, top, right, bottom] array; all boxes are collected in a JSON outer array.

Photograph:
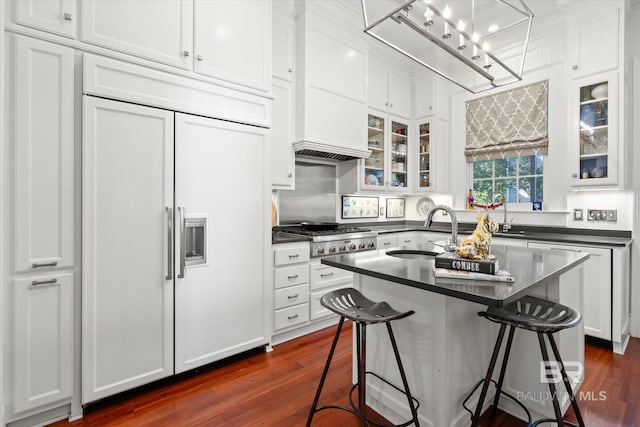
[[574, 208, 583, 221]]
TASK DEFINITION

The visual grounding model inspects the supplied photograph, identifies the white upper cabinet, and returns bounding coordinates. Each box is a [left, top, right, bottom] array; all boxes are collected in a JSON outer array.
[[273, 1, 295, 82], [15, 0, 77, 38], [81, 0, 193, 70], [271, 78, 295, 189], [368, 59, 411, 119], [194, 0, 272, 92], [15, 36, 75, 273], [568, 5, 620, 79]]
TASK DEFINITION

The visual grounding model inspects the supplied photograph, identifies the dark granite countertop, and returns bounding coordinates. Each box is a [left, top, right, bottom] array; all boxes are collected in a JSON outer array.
[[321, 243, 589, 307], [271, 232, 312, 244]]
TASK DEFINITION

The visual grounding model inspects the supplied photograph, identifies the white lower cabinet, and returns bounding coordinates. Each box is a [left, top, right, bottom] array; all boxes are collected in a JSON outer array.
[[528, 242, 612, 341], [273, 242, 310, 331], [377, 234, 398, 251], [13, 273, 73, 413], [309, 262, 353, 321]]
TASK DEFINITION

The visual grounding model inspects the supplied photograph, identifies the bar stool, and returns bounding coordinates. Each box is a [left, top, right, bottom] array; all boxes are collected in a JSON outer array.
[[463, 295, 586, 427], [306, 288, 420, 427]]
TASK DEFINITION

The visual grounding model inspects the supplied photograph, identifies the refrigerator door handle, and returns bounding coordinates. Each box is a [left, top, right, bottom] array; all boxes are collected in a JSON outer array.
[[178, 206, 186, 278], [165, 207, 173, 280]]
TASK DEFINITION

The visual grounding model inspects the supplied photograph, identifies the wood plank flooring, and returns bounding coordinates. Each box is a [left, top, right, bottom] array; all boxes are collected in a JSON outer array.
[[50, 323, 640, 426]]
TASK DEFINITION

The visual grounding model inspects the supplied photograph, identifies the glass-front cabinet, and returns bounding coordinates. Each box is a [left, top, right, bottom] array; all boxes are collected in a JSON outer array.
[[417, 121, 431, 190], [571, 72, 619, 186], [362, 112, 409, 191]]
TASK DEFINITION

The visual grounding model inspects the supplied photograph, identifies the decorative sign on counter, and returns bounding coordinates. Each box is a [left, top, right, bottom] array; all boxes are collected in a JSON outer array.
[[435, 252, 499, 274], [342, 196, 380, 219], [386, 198, 405, 218]]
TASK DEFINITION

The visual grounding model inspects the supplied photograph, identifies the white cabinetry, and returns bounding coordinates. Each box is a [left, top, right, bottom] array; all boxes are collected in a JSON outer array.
[[368, 62, 411, 119], [82, 97, 175, 403], [528, 242, 612, 341], [568, 5, 620, 79], [8, 36, 77, 422], [569, 71, 621, 187], [271, 2, 296, 189], [81, 0, 193, 70], [309, 261, 353, 320], [13, 274, 73, 413], [15, 36, 75, 272], [273, 243, 310, 331], [193, 0, 271, 92], [15, 0, 77, 38], [377, 232, 418, 250], [294, 1, 369, 157], [80, 0, 271, 92]]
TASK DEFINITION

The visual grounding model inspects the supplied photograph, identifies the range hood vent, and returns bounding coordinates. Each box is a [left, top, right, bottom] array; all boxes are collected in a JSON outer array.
[[293, 141, 371, 162]]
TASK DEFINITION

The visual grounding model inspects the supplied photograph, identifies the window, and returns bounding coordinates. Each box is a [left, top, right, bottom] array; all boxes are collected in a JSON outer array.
[[472, 155, 543, 204]]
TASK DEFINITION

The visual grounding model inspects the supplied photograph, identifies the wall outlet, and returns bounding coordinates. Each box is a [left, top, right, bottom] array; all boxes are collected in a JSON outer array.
[[573, 209, 583, 221], [587, 209, 617, 222]]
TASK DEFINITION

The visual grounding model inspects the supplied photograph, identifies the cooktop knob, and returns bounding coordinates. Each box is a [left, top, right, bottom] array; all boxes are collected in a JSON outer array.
[[329, 246, 336, 253], [317, 247, 325, 255], [358, 243, 365, 249], [349, 243, 357, 250], [339, 245, 346, 251], [368, 241, 375, 248]]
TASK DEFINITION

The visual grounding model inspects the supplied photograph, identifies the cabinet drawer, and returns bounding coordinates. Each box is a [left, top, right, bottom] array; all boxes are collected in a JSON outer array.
[[274, 264, 309, 289], [274, 284, 309, 310], [274, 245, 310, 266], [274, 304, 309, 330], [377, 235, 398, 250], [310, 285, 353, 320], [310, 263, 353, 291]]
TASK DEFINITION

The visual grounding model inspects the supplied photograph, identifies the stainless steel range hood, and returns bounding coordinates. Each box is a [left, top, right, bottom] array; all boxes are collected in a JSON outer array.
[[293, 140, 371, 161]]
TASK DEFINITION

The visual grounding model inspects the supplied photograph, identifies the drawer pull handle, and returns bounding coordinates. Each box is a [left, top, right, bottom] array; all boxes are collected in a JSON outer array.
[[320, 272, 334, 278], [287, 294, 299, 299], [287, 314, 299, 320], [32, 261, 58, 268], [288, 254, 300, 259], [287, 274, 299, 279], [383, 242, 391, 246], [32, 278, 57, 287], [550, 247, 582, 253], [404, 240, 411, 243]]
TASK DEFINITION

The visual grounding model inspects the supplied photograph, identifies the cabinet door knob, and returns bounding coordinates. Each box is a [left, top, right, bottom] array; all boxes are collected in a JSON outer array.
[[288, 67, 293, 73], [63, 12, 72, 21], [287, 173, 293, 177], [385, 102, 389, 106], [389, 103, 393, 108], [572, 65, 578, 70], [196, 55, 203, 61], [183, 50, 190, 57]]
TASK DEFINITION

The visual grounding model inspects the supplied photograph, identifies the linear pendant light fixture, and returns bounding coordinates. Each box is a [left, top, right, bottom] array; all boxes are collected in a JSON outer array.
[[361, 0, 534, 94]]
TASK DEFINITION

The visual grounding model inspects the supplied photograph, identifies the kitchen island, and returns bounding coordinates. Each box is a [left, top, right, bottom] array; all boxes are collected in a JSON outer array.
[[321, 243, 589, 427]]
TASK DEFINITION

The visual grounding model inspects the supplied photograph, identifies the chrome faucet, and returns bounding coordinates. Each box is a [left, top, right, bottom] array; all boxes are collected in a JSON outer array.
[[493, 192, 512, 233], [424, 205, 458, 252]]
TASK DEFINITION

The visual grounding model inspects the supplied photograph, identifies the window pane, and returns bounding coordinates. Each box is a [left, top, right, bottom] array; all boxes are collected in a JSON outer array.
[[519, 156, 534, 175], [495, 157, 517, 177], [495, 178, 517, 202], [534, 176, 544, 202], [535, 155, 544, 174], [473, 180, 492, 205], [518, 177, 534, 202], [473, 160, 492, 179]]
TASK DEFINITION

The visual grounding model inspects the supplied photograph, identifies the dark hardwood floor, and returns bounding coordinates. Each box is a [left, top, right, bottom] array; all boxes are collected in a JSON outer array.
[[50, 323, 640, 426]]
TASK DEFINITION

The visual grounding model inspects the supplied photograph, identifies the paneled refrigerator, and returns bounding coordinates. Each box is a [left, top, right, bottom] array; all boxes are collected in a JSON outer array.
[[82, 96, 270, 403]]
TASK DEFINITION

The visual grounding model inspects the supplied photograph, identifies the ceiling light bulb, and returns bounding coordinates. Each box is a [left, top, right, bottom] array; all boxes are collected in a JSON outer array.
[[442, 5, 452, 39], [471, 32, 480, 43], [483, 41, 490, 52], [457, 19, 465, 31], [443, 5, 451, 19], [471, 32, 480, 59], [424, 7, 434, 26], [457, 20, 466, 50]]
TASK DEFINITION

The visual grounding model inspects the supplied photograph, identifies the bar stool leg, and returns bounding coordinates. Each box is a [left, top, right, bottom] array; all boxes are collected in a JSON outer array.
[[472, 323, 507, 427], [386, 322, 420, 427], [306, 317, 346, 427], [547, 332, 586, 427], [357, 323, 367, 427], [537, 332, 564, 425], [490, 325, 516, 419]]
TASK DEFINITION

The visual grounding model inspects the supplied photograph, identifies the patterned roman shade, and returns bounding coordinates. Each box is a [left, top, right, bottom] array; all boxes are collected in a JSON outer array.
[[465, 80, 548, 161]]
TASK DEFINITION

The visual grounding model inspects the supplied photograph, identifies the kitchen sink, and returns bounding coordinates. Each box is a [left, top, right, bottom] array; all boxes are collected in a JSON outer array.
[[386, 249, 439, 260]]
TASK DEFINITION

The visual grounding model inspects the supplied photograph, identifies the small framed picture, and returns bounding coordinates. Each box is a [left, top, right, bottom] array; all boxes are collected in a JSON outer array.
[[386, 198, 405, 218], [341, 196, 380, 219]]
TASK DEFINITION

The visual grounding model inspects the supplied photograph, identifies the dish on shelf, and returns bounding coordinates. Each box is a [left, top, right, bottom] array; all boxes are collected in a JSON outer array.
[[366, 174, 379, 185], [590, 83, 608, 99], [416, 196, 435, 217]]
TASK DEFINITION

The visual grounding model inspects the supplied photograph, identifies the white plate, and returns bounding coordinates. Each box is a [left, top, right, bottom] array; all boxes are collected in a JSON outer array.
[[366, 174, 379, 185], [416, 196, 435, 217], [590, 83, 608, 99]]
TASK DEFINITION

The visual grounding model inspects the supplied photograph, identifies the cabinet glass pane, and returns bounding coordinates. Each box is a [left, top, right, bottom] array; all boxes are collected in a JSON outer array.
[[390, 121, 408, 188], [366, 114, 385, 186], [579, 81, 608, 180], [419, 122, 430, 188]]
